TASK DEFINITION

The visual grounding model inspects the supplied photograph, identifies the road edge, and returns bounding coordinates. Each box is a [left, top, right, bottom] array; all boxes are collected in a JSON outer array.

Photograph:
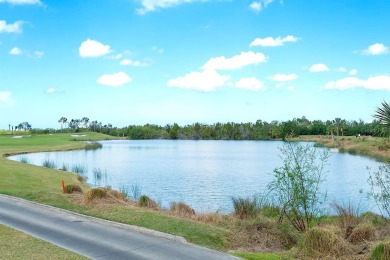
[[0, 194, 188, 244]]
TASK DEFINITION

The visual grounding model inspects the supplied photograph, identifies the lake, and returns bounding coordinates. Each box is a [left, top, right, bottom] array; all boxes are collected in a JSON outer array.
[[8, 140, 383, 213]]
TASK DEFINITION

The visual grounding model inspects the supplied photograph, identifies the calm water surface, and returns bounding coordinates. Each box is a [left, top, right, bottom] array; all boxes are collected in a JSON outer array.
[[8, 140, 383, 213]]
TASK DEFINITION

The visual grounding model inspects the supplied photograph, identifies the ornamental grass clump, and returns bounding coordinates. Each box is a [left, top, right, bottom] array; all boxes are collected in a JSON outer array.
[[42, 159, 57, 169], [299, 227, 354, 259], [138, 195, 159, 210], [170, 202, 196, 216], [231, 196, 258, 220], [83, 188, 107, 204], [64, 184, 83, 194]]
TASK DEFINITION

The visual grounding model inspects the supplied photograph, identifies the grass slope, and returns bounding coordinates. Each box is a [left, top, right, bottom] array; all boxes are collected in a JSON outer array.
[[0, 133, 230, 251]]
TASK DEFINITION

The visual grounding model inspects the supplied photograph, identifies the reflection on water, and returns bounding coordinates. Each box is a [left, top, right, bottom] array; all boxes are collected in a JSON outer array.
[[8, 140, 384, 213]]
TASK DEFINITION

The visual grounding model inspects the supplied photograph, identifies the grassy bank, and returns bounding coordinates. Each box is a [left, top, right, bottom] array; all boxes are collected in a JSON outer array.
[[3, 133, 390, 259], [0, 133, 231, 251], [296, 135, 390, 163]]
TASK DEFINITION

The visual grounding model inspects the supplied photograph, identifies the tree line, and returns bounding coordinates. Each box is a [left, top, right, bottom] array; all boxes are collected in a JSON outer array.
[[125, 117, 387, 140]]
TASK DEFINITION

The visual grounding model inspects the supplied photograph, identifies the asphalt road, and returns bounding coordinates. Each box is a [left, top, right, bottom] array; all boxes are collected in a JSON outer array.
[[0, 194, 238, 259]]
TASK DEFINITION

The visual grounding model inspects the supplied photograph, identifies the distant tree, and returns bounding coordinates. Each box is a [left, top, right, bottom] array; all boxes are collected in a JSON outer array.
[[58, 117, 67, 130], [17, 122, 32, 131], [81, 117, 90, 128]]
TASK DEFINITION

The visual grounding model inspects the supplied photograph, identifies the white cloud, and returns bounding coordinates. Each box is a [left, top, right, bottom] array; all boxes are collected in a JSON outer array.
[[9, 47, 22, 55], [0, 91, 11, 102], [287, 86, 295, 91], [167, 70, 230, 92], [0, 0, 41, 4], [362, 43, 389, 56], [120, 59, 147, 67], [137, 0, 201, 14], [46, 87, 56, 93], [201, 51, 266, 71], [249, 2, 261, 12], [97, 72, 132, 87], [337, 67, 347, 73], [152, 46, 164, 53], [79, 39, 111, 58], [349, 69, 358, 76], [325, 75, 390, 91], [270, 73, 297, 82], [34, 51, 44, 58], [0, 20, 24, 33], [235, 77, 264, 91], [309, 63, 329, 72], [250, 35, 298, 47], [249, 0, 273, 13]]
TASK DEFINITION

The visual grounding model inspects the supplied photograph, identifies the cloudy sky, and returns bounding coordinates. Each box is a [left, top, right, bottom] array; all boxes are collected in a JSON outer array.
[[1, 0, 389, 129]]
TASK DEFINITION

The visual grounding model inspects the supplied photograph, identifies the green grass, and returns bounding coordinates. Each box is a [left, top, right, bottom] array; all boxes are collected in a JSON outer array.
[[0, 132, 231, 251], [232, 252, 287, 260], [0, 224, 88, 260]]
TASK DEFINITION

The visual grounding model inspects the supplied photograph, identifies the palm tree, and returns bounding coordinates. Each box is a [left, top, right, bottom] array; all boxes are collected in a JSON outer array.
[[374, 101, 390, 137], [58, 117, 67, 130]]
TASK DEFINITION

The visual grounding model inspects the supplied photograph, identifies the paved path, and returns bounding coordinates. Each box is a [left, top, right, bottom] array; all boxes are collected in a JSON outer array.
[[0, 195, 238, 259]]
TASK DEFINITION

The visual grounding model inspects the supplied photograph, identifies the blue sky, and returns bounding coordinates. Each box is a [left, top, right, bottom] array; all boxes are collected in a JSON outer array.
[[1, 0, 389, 129]]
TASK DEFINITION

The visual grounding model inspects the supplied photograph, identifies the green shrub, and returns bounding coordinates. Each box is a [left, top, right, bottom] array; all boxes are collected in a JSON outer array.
[[232, 196, 258, 219], [268, 142, 329, 232]]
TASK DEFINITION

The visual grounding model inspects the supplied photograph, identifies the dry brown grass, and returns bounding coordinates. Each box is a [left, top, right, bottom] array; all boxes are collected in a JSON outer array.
[[170, 202, 195, 217], [298, 227, 355, 259], [347, 223, 375, 244], [83, 188, 129, 205]]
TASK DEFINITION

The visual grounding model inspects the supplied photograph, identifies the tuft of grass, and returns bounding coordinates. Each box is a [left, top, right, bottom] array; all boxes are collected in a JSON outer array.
[[18, 156, 29, 164], [170, 202, 196, 216], [298, 227, 354, 258], [60, 163, 69, 171], [347, 222, 375, 244], [84, 142, 102, 150], [331, 200, 363, 239], [232, 196, 258, 219], [371, 241, 390, 260], [83, 188, 107, 204], [139, 195, 159, 210], [77, 174, 86, 183], [71, 164, 86, 175], [65, 184, 83, 194], [42, 159, 57, 169]]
